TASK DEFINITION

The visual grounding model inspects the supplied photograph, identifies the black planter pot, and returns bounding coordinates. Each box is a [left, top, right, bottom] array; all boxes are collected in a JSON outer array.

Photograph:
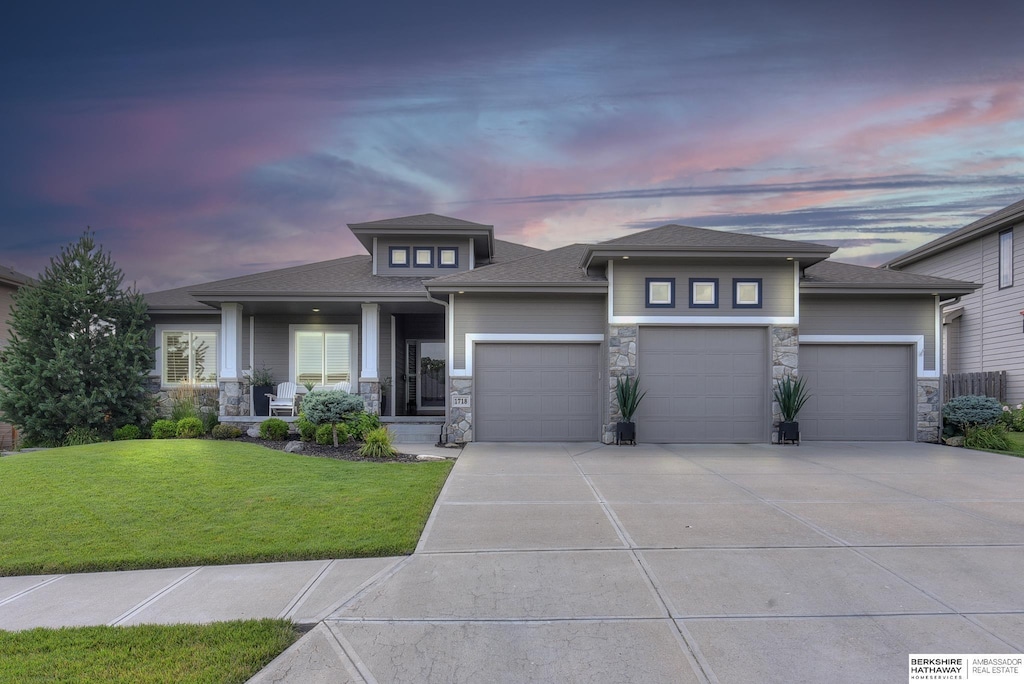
[[616, 420, 637, 446], [252, 385, 273, 416], [381, 395, 388, 414], [777, 420, 800, 445]]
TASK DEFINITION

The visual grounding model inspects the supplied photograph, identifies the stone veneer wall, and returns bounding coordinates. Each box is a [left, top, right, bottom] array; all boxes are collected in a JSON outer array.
[[359, 381, 381, 416], [218, 380, 250, 417], [770, 325, 799, 426], [447, 378, 473, 443], [917, 378, 940, 443], [604, 325, 638, 443]]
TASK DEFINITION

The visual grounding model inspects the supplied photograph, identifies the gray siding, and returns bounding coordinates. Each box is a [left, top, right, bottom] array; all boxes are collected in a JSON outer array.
[[376, 237, 472, 276], [613, 260, 795, 317], [452, 293, 605, 368], [901, 223, 1024, 402], [799, 295, 936, 373], [253, 315, 360, 385]]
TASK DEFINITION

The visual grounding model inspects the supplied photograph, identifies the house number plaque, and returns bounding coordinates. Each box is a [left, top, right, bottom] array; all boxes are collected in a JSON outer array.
[[452, 396, 471, 408]]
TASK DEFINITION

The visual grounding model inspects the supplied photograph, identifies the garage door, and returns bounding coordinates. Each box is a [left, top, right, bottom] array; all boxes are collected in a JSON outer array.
[[475, 343, 601, 441], [799, 344, 912, 441], [637, 327, 768, 443]]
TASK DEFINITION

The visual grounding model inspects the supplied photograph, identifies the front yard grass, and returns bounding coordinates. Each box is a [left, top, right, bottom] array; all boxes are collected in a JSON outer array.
[[0, 619, 299, 683], [1002, 431, 1024, 456], [0, 440, 452, 576]]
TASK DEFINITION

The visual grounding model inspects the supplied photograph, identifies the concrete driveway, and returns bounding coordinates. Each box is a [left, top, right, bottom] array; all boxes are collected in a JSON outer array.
[[257, 442, 1024, 683]]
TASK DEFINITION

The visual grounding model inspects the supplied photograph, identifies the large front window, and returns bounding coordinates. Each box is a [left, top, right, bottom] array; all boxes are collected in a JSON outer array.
[[293, 327, 356, 386], [162, 330, 218, 386]]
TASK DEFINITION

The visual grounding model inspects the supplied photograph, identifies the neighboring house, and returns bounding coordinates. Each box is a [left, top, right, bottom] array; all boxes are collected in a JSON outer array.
[[145, 214, 977, 444], [0, 264, 33, 449], [885, 199, 1024, 404]]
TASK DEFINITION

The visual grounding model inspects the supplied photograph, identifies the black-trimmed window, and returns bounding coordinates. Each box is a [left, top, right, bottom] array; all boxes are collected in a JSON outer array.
[[389, 246, 409, 267], [999, 229, 1013, 289], [733, 278, 762, 308], [413, 247, 435, 268], [645, 278, 675, 308], [689, 278, 719, 308], [438, 247, 459, 268]]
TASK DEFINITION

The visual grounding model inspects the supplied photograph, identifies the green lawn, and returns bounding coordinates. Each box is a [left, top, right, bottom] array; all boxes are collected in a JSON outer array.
[[0, 619, 299, 683], [0, 440, 452, 576], [1003, 431, 1024, 456]]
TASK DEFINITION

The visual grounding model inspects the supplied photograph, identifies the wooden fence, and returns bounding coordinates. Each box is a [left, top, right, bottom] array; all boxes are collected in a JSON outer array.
[[943, 371, 1007, 403]]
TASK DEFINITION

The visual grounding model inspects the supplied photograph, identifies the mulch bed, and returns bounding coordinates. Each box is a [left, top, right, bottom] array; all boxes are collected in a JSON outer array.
[[236, 435, 427, 462]]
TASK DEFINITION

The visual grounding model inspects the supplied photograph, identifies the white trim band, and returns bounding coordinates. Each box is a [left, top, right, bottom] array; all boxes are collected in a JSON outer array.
[[798, 334, 938, 378], [452, 333, 606, 377]]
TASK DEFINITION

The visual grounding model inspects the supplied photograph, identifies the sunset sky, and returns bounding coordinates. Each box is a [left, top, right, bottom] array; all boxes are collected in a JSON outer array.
[[2, 1, 1022, 292]]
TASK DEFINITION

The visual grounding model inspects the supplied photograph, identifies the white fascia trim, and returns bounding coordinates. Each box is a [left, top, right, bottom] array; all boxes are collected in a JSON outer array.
[[372, 237, 378, 276], [934, 295, 942, 378], [798, 334, 937, 378], [610, 315, 798, 325], [469, 238, 475, 270], [607, 259, 615, 321], [288, 323, 359, 386], [451, 333, 605, 377], [793, 261, 800, 322]]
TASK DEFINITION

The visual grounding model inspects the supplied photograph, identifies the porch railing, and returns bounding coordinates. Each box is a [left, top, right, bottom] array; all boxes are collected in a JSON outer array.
[[943, 371, 1007, 403]]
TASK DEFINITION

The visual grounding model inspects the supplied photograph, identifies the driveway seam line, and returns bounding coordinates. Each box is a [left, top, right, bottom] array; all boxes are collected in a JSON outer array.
[[316, 556, 417, 621], [0, 576, 64, 608], [324, 622, 376, 684], [279, 559, 335, 620]]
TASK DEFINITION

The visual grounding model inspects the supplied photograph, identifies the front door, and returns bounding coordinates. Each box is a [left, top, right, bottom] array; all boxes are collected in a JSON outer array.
[[406, 340, 446, 413]]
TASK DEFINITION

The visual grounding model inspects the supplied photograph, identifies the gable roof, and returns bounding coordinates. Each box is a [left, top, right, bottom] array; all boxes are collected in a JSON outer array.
[[802, 260, 979, 295], [884, 198, 1024, 268], [348, 213, 490, 228], [0, 264, 33, 288], [426, 244, 606, 292], [581, 224, 836, 268]]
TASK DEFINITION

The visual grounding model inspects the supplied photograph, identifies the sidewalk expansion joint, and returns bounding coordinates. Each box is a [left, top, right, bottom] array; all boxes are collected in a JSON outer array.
[[108, 567, 202, 626]]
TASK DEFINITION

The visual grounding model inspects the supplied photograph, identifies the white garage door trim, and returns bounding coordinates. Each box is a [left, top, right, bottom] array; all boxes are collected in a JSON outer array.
[[451, 333, 605, 377], [798, 334, 936, 378], [474, 342, 603, 442]]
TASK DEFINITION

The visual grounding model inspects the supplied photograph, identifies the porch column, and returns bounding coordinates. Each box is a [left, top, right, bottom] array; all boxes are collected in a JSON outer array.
[[360, 303, 381, 415], [360, 303, 380, 380], [219, 303, 243, 381], [218, 303, 247, 417]]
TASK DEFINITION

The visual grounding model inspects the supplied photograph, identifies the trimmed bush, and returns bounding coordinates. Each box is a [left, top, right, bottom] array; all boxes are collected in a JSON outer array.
[[64, 427, 103, 446], [315, 422, 349, 446], [358, 427, 397, 458], [302, 390, 364, 427], [347, 412, 381, 441], [964, 423, 1012, 451], [112, 425, 141, 441], [151, 419, 177, 439], [211, 423, 242, 440], [942, 395, 1003, 433], [259, 418, 290, 441], [175, 416, 204, 439], [297, 414, 316, 442]]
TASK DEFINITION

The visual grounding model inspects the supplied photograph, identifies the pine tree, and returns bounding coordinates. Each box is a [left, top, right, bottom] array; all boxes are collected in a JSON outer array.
[[0, 231, 155, 446]]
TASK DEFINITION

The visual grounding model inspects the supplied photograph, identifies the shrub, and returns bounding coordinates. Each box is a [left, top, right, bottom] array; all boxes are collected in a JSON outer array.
[[942, 395, 1003, 433], [259, 417, 290, 441], [964, 423, 1012, 451], [315, 422, 349, 446], [201, 410, 220, 435], [64, 426, 103, 446], [358, 427, 397, 458], [297, 413, 316, 442], [175, 416, 204, 438], [614, 376, 647, 422], [773, 375, 811, 422], [347, 412, 381, 441], [151, 419, 177, 439], [211, 423, 242, 440], [301, 390, 364, 426], [112, 425, 141, 441]]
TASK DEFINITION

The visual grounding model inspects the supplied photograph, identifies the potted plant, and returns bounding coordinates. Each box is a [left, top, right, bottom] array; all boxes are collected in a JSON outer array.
[[247, 365, 275, 417], [615, 375, 647, 445], [379, 376, 392, 414], [773, 375, 810, 445]]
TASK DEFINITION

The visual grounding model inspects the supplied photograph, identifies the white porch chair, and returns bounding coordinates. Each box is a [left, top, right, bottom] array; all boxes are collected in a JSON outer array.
[[331, 381, 352, 393], [267, 382, 298, 416]]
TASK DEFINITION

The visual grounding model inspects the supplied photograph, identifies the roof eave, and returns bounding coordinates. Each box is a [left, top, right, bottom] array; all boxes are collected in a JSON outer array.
[[189, 291, 431, 305], [580, 246, 836, 269], [800, 283, 979, 296], [147, 307, 219, 315], [884, 205, 1024, 268], [427, 283, 608, 294]]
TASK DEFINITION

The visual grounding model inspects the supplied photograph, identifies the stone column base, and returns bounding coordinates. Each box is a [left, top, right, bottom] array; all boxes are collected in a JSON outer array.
[[447, 377, 473, 443], [218, 380, 250, 417], [917, 378, 940, 442], [359, 381, 381, 416]]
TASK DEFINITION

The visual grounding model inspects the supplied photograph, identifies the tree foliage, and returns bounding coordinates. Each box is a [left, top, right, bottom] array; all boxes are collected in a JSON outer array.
[[301, 390, 364, 447], [0, 231, 155, 446]]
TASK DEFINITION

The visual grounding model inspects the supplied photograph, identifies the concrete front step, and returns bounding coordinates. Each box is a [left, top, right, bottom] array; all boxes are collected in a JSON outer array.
[[387, 422, 445, 444]]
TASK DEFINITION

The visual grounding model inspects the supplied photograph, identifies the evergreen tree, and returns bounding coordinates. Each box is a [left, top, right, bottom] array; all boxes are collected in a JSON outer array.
[[0, 231, 155, 446]]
